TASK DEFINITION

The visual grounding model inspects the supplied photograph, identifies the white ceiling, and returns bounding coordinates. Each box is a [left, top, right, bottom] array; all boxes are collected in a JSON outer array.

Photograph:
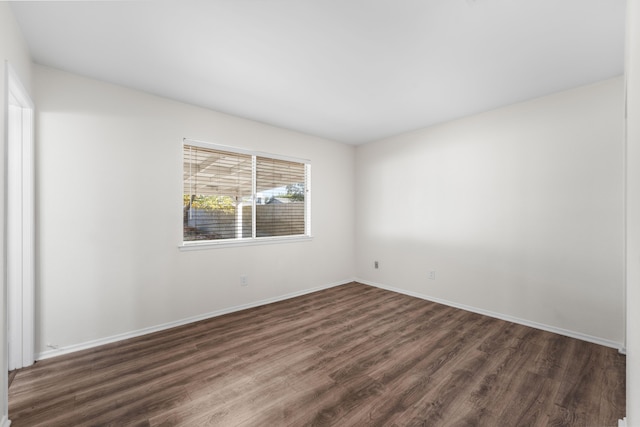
[[10, 0, 626, 145]]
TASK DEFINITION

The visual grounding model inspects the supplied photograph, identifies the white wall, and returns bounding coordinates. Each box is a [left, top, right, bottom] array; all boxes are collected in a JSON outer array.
[[0, 4, 33, 425], [35, 65, 355, 356], [356, 77, 625, 346], [626, 0, 640, 424]]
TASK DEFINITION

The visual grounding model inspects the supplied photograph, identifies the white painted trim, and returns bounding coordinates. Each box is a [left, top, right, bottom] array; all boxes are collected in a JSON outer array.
[[357, 278, 625, 351], [20, 106, 34, 369], [7, 103, 22, 370], [179, 235, 313, 251], [36, 279, 354, 360], [618, 417, 626, 427], [6, 62, 35, 370], [0, 415, 11, 427]]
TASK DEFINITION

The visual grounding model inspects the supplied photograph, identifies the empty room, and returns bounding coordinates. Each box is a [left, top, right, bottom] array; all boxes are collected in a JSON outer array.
[[2, 0, 640, 426]]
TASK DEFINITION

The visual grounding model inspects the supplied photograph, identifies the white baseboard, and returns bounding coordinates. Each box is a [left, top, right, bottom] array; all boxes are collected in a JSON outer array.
[[34, 277, 624, 360], [1, 414, 11, 427], [618, 417, 626, 427], [357, 278, 625, 351], [36, 279, 353, 360]]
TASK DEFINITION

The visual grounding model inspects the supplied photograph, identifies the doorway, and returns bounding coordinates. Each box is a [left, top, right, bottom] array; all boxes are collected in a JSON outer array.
[[6, 63, 34, 370]]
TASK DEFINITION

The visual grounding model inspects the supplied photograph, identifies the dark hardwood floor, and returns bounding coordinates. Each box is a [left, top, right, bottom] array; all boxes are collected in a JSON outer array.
[[9, 282, 625, 426]]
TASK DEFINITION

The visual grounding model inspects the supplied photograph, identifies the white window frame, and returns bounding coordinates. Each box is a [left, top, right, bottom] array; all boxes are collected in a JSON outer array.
[[180, 138, 312, 250]]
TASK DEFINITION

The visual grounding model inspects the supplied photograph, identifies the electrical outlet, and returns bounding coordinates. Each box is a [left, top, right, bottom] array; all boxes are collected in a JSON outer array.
[[374, 261, 379, 269], [240, 275, 248, 286], [428, 271, 436, 280]]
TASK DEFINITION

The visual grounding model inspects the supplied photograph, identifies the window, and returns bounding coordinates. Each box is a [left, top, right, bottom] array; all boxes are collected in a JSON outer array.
[[182, 139, 310, 246]]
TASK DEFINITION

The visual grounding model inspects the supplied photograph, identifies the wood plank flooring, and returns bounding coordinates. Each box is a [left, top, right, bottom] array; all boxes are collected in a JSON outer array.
[[9, 282, 625, 426]]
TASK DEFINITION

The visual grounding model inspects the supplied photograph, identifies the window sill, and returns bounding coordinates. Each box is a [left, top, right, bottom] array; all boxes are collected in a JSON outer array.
[[179, 235, 313, 251]]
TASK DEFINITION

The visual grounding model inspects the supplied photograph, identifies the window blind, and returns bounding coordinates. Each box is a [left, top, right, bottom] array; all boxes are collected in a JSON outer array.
[[183, 141, 310, 243], [183, 145, 252, 241], [256, 157, 306, 237]]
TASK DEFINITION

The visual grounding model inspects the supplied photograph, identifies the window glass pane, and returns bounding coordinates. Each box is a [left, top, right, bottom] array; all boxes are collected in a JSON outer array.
[[183, 145, 252, 241], [255, 157, 306, 237]]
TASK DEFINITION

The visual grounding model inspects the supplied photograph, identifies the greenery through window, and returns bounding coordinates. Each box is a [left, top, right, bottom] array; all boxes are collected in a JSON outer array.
[[183, 140, 310, 243]]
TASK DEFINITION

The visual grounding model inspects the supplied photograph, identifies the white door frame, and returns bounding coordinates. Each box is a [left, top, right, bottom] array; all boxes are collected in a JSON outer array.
[[6, 62, 34, 370]]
